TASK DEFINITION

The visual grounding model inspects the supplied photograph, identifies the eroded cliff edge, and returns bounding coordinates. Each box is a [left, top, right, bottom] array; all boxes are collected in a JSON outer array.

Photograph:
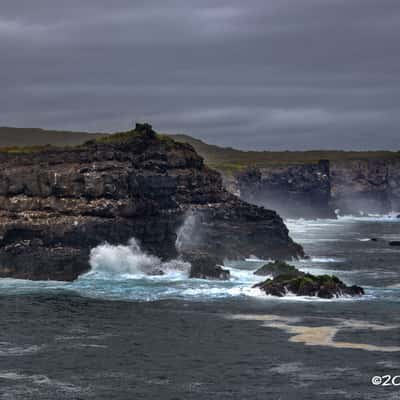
[[0, 124, 303, 281], [235, 158, 400, 218]]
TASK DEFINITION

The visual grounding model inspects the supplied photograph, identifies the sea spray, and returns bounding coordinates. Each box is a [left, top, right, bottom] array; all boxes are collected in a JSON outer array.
[[88, 238, 190, 278], [175, 212, 200, 252]]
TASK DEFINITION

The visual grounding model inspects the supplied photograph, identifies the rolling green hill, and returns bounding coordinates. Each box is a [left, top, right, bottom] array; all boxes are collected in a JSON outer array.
[[0, 127, 398, 173], [170, 134, 400, 173], [0, 127, 106, 149]]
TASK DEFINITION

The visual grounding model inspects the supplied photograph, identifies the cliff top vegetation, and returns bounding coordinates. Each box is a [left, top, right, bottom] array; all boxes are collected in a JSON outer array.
[[0, 126, 398, 171]]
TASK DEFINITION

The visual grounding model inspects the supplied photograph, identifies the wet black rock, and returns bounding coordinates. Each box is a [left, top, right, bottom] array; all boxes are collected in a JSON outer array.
[[146, 268, 165, 276], [253, 267, 365, 299], [254, 260, 299, 277], [187, 253, 230, 280]]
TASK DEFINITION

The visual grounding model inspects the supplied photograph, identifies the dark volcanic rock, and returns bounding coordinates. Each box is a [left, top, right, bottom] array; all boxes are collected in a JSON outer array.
[[254, 260, 299, 277], [329, 159, 397, 215], [186, 252, 230, 280], [231, 158, 400, 218], [253, 267, 364, 299], [236, 161, 334, 219], [177, 201, 304, 263], [0, 124, 303, 281]]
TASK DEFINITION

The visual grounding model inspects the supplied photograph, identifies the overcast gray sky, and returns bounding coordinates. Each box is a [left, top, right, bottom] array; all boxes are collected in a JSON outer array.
[[0, 0, 399, 150]]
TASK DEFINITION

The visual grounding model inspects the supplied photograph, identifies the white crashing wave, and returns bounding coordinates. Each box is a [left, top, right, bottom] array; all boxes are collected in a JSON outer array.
[[337, 213, 400, 222], [309, 257, 343, 263], [87, 238, 190, 279]]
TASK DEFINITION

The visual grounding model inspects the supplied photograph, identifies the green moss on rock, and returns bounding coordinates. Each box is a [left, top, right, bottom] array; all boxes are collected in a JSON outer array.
[[253, 267, 364, 299], [254, 260, 301, 278]]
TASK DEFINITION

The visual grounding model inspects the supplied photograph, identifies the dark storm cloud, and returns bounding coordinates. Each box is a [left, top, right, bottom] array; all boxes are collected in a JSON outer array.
[[0, 0, 399, 149]]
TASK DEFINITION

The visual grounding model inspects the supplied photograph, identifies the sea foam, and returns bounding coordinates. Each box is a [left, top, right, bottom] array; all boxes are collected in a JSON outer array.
[[87, 238, 190, 279]]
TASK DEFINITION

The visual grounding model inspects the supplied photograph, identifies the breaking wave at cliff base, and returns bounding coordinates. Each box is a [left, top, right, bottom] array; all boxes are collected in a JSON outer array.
[[87, 238, 190, 279], [0, 217, 398, 302]]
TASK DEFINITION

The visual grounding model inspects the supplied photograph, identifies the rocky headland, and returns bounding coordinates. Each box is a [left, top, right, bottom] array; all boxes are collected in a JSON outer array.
[[0, 124, 303, 281]]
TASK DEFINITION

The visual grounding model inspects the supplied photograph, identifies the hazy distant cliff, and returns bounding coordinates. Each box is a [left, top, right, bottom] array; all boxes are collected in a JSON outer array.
[[330, 158, 400, 215], [0, 124, 302, 281], [235, 158, 400, 218], [236, 161, 333, 218]]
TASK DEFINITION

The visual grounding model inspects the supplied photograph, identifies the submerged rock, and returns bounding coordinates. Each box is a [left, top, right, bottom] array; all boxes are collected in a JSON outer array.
[[253, 265, 364, 299], [146, 268, 165, 276], [0, 124, 303, 281]]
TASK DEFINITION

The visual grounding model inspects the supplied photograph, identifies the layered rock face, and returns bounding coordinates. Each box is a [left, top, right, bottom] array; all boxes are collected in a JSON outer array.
[[330, 159, 400, 215], [234, 158, 400, 218], [236, 161, 334, 219], [0, 124, 302, 281]]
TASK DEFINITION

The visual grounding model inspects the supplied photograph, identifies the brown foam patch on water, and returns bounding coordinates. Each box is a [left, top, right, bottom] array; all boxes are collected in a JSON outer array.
[[229, 314, 400, 352]]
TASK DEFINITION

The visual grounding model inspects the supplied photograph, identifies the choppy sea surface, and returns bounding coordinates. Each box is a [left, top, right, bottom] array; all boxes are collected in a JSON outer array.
[[0, 215, 399, 399]]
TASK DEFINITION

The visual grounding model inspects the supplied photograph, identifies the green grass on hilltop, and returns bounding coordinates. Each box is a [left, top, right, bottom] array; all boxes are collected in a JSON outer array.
[[170, 134, 400, 173], [0, 127, 106, 147], [0, 127, 398, 169], [91, 128, 174, 146], [0, 125, 173, 154], [90, 130, 143, 144]]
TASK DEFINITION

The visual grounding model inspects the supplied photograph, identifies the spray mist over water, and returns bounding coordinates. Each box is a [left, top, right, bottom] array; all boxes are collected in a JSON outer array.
[[175, 212, 200, 252], [88, 238, 190, 279], [86, 212, 201, 280]]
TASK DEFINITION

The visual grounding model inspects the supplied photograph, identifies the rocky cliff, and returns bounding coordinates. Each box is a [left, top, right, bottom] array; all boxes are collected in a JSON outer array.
[[0, 124, 302, 281], [235, 158, 400, 218], [330, 158, 400, 215], [236, 161, 334, 219]]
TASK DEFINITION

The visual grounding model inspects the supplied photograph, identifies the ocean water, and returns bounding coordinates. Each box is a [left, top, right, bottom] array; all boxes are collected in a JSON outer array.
[[0, 215, 399, 399]]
